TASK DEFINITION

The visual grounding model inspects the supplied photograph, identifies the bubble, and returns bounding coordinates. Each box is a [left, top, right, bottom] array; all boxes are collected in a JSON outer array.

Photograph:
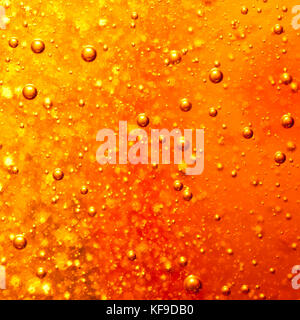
[[36, 267, 47, 279], [179, 98, 192, 112], [43, 97, 53, 109], [280, 72, 293, 85], [209, 107, 218, 117], [183, 188, 193, 201], [13, 234, 27, 250], [88, 206, 97, 217], [23, 85, 38, 100], [137, 113, 149, 127], [274, 151, 286, 164], [127, 250, 136, 261], [290, 82, 298, 92], [80, 185, 89, 194], [52, 168, 64, 180], [131, 12, 138, 20], [81, 46, 97, 62], [178, 256, 188, 267], [241, 284, 249, 293], [168, 50, 182, 64], [173, 180, 183, 191], [31, 40, 45, 54], [273, 24, 284, 34], [209, 68, 223, 83], [241, 6, 248, 14], [242, 127, 253, 139], [281, 114, 294, 128], [184, 275, 202, 293], [176, 136, 190, 152], [231, 170, 237, 177], [8, 37, 19, 48], [221, 285, 231, 295], [287, 141, 296, 151]]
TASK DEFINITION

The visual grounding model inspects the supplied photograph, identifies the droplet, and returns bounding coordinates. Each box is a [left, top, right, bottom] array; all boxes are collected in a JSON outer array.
[[183, 188, 193, 201], [36, 267, 47, 279], [241, 284, 249, 293], [43, 97, 53, 109], [221, 285, 231, 295], [23, 85, 38, 100], [242, 127, 253, 139], [8, 37, 18, 48], [53, 168, 64, 181], [168, 50, 182, 64], [137, 113, 149, 127], [281, 114, 294, 128], [173, 180, 183, 191], [81, 46, 97, 62], [178, 256, 188, 267], [209, 107, 218, 117], [274, 151, 286, 164], [281, 72, 293, 85], [179, 98, 192, 112], [131, 12, 138, 20], [209, 68, 223, 83], [273, 24, 284, 34], [80, 185, 89, 194], [31, 39, 45, 54], [13, 235, 27, 250], [184, 275, 202, 293], [88, 206, 97, 217], [287, 141, 296, 151], [127, 250, 136, 261], [290, 82, 298, 92], [241, 6, 248, 14]]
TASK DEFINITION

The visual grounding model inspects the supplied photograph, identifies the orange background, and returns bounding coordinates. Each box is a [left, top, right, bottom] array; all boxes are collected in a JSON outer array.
[[0, 0, 300, 299]]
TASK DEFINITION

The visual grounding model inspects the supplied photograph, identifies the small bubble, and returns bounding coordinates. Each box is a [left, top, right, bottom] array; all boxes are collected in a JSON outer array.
[[52, 168, 64, 181], [209, 107, 218, 117], [179, 98, 192, 112], [88, 206, 97, 217], [23, 85, 38, 100], [274, 151, 286, 164], [221, 285, 231, 295], [280, 72, 293, 85], [184, 275, 202, 293], [81, 46, 97, 62], [173, 180, 183, 191], [242, 127, 253, 139], [137, 113, 149, 127], [241, 284, 249, 293], [168, 50, 182, 64], [183, 188, 193, 201], [287, 141, 296, 151], [80, 185, 89, 195], [127, 250, 136, 261], [13, 235, 27, 250], [241, 6, 248, 14], [209, 68, 223, 83], [281, 114, 294, 128], [43, 97, 53, 109], [273, 24, 284, 35], [8, 37, 19, 48], [36, 267, 47, 279], [178, 256, 188, 267], [31, 40, 45, 54], [131, 12, 138, 20]]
